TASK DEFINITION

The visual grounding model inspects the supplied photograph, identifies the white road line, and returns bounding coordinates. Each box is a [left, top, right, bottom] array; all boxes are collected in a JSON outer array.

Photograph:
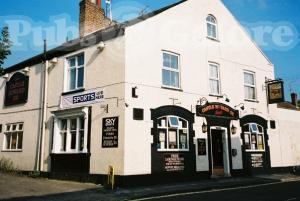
[[131, 180, 299, 201], [286, 198, 297, 201]]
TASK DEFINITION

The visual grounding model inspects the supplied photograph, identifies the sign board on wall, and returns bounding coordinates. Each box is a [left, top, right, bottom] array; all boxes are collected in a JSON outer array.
[[164, 154, 185, 172], [102, 117, 119, 148], [197, 139, 207, 156], [5, 72, 29, 106], [251, 154, 263, 168], [196, 102, 239, 120], [60, 88, 104, 108], [267, 81, 285, 104]]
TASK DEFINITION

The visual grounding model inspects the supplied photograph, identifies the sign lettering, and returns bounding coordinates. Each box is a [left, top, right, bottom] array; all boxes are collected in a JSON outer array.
[[196, 102, 239, 119], [5, 72, 29, 106]]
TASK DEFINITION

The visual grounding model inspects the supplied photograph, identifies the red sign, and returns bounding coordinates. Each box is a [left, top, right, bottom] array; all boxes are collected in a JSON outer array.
[[5, 72, 29, 106], [196, 102, 239, 119]]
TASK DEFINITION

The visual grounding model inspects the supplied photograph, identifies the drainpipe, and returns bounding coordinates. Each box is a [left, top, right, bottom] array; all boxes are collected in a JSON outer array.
[[37, 40, 49, 173]]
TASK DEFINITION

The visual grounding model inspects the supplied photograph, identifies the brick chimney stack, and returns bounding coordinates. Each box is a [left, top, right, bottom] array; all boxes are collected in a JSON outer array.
[[79, 0, 113, 37], [291, 93, 298, 108]]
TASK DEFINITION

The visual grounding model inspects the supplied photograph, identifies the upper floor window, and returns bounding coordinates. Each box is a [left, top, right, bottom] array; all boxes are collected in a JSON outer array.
[[209, 62, 221, 95], [3, 123, 23, 151], [162, 52, 180, 89], [243, 123, 265, 151], [206, 15, 218, 39], [67, 54, 84, 91], [157, 116, 189, 151], [244, 71, 256, 100]]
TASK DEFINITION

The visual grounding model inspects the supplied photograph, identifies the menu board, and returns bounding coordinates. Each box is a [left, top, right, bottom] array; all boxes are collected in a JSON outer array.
[[102, 117, 118, 148], [164, 154, 185, 172], [251, 154, 263, 168], [197, 139, 207, 156]]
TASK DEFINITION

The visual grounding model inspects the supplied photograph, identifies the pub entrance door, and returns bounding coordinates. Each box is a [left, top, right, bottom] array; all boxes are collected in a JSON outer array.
[[210, 127, 231, 177]]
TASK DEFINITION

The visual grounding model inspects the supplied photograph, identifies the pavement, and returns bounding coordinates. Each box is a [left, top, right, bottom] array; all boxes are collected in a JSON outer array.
[[0, 172, 300, 201]]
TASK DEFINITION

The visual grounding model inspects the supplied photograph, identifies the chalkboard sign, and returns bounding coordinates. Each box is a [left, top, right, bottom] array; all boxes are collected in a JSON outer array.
[[102, 117, 118, 148], [5, 72, 29, 106], [197, 139, 207, 155]]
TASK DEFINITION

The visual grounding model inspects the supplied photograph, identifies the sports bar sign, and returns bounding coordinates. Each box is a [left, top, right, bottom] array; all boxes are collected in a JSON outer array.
[[196, 102, 239, 119], [5, 72, 29, 106]]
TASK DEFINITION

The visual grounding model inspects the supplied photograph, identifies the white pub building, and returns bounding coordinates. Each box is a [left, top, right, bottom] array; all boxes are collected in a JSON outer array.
[[1, 0, 300, 186]]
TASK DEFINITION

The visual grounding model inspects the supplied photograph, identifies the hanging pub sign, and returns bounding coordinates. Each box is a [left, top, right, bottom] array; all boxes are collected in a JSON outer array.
[[102, 117, 119, 148], [5, 72, 29, 106], [60, 87, 104, 108], [267, 80, 285, 104], [196, 102, 239, 120]]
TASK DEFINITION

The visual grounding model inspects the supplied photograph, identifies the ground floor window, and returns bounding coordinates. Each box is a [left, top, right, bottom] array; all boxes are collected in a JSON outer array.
[[3, 123, 23, 151], [157, 116, 189, 151], [243, 123, 265, 151]]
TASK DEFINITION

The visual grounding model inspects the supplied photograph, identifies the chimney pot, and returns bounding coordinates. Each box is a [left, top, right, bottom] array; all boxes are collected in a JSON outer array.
[[291, 93, 298, 108]]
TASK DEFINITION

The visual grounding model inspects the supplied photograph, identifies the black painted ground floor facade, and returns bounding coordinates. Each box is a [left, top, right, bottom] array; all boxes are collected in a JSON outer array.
[[48, 103, 279, 187]]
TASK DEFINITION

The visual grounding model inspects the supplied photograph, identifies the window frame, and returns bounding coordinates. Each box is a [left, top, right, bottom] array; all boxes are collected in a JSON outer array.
[[65, 53, 85, 92], [208, 62, 221, 96], [243, 123, 265, 152], [157, 115, 189, 152], [206, 14, 218, 40], [162, 51, 181, 90], [244, 71, 257, 101], [2, 122, 24, 152]]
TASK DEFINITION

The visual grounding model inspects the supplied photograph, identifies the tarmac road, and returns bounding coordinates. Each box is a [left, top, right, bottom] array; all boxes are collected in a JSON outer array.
[[134, 180, 300, 201]]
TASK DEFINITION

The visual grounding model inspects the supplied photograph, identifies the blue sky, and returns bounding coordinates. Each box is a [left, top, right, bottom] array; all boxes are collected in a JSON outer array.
[[0, 0, 299, 98]]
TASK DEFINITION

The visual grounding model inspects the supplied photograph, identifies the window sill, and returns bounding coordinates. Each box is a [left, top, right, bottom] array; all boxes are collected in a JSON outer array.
[[207, 36, 220, 42], [51, 151, 89, 154], [62, 88, 85, 96], [244, 99, 259, 103], [245, 150, 265, 153], [161, 86, 183, 92], [209, 94, 223, 98], [157, 149, 189, 152], [1, 149, 22, 152]]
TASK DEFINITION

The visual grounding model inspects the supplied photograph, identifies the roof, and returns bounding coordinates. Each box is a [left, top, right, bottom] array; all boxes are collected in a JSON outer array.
[[4, 0, 187, 74], [277, 102, 300, 111]]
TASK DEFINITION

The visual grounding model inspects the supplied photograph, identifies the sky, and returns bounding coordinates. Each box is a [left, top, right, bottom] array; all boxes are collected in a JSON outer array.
[[0, 0, 299, 98]]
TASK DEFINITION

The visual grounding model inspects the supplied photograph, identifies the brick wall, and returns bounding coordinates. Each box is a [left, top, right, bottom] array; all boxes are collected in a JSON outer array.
[[79, 0, 113, 37]]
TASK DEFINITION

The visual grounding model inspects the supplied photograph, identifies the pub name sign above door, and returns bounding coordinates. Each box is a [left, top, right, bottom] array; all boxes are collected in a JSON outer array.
[[5, 72, 29, 106], [267, 80, 285, 104], [196, 102, 239, 119]]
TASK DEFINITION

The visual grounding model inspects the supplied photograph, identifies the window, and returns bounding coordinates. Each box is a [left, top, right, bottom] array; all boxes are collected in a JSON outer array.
[[209, 62, 221, 95], [3, 123, 23, 151], [58, 117, 85, 152], [157, 116, 188, 151], [162, 52, 180, 89], [243, 123, 265, 151], [66, 54, 84, 91], [244, 71, 256, 100], [206, 15, 218, 39]]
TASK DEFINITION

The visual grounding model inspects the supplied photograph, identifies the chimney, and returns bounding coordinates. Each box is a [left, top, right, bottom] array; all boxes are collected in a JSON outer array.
[[291, 93, 298, 108], [79, 0, 113, 37]]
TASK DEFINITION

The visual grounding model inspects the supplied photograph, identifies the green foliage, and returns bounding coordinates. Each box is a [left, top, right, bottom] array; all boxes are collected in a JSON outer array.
[[0, 157, 17, 173], [0, 26, 12, 75]]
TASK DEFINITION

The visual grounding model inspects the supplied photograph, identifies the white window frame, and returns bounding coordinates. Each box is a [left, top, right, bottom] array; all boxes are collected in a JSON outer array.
[[206, 14, 218, 40], [65, 53, 85, 92], [157, 116, 189, 152], [209, 62, 221, 95], [2, 123, 24, 151], [244, 71, 257, 101], [162, 51, 181, 89], [244, 123, 265, 152], [52, 107, 89, 154]]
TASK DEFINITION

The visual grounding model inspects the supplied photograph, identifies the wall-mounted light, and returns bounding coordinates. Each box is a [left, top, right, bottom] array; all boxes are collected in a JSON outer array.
[[2, 74, 9, 81], [234, 103, 245, 111], [49, 57, 58, 65], [202, 122, 208, 133], [217, 93, 230, 102], [97, 41, 105, 52], [197, 97, 208, 106], [231, 124, 237, 135], [22, 67, 30, 75]]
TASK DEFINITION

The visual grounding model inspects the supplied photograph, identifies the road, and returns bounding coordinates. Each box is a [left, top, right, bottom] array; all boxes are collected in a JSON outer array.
[[133, 181, 300, 201]]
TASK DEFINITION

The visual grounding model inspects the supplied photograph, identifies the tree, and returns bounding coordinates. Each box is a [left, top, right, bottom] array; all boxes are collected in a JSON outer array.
[[0, 26, 12, 76]]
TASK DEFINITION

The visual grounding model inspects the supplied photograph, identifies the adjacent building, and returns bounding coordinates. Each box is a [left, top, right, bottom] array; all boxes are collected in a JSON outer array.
[[1, 0, 300, 186]]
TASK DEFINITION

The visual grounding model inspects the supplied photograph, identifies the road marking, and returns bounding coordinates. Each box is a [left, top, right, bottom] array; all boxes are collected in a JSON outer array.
[[286, 198, 297, 201], [131, 180, 299, 201]]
